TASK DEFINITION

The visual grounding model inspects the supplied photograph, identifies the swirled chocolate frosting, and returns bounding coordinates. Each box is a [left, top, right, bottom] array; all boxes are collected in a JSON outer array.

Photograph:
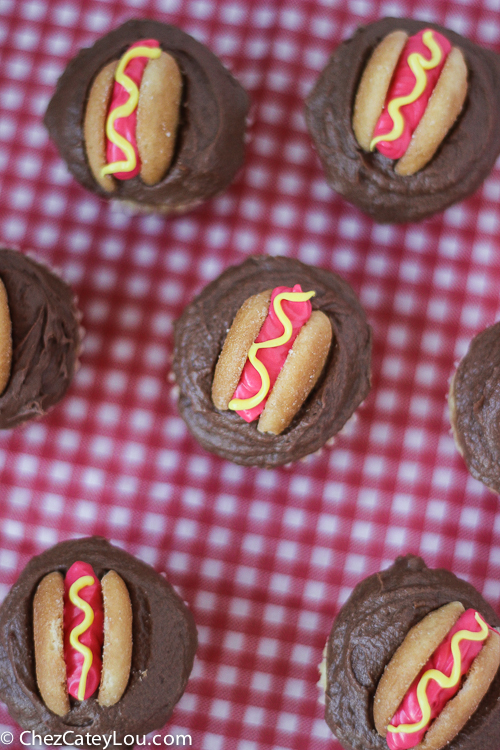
[[0, 248, 80, 429], [450, 322, 500, 493], [0, 537, 197, 746], [305, 18, 500, 224], [325, 555, 500, 750], [44, 19, 249, 211], [172, 256, 371, 468]]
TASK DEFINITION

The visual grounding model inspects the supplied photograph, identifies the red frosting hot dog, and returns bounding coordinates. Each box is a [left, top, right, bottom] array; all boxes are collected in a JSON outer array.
[[63, 561, 104, 702], [104, 39, 160, 180], [371, 29, 451, 160], [230, 284, 313, 422], [387, 609, 490, 750]]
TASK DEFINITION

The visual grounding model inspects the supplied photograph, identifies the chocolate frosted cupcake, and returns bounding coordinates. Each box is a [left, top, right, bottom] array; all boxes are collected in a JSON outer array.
[[0, 248, 81, 428], [44, 19, 249, 213], [323, 555, 500, 750], [449, 322, 500, 493], [172, 255, 371, 468], [0, 536, 197, 745], [305, 18, 500, 223]]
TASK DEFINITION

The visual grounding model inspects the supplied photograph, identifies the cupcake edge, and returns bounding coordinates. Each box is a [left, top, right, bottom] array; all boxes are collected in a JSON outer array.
[[0, 248, 82, 429], [448, 322, 500, 494]]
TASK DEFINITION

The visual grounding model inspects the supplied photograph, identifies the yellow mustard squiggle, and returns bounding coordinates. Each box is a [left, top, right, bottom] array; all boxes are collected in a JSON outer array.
[[69, 575, 96, 702], [100, 44, 161, 178], [387, 612, 489, 736], [228, 290, 316, 412], [370, 30, 443, 151]]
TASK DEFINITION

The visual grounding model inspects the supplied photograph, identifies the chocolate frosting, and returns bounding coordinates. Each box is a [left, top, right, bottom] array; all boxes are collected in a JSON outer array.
[[325, 555, 500, 750], [172, 256, 371, 467], [450, 322, 500, 493], [44, 19, 249, 211], [305, 18, 500, 224], [0, 248, 80, 429], [0, 537, 197, 746]]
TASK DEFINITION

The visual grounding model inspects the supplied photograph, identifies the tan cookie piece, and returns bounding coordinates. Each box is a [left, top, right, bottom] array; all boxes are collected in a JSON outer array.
[[212, 289, 272, 411], [137, 51, 183, 186], [0, 277, 12, 396], [33, 571, 70, 717], [258, 310, 332, 435], [374, 601, 465, 736], [396, 47, 468, 176], [417, 628, 500, 750], [98, 570, 133, 707], [352, 30, 408, 151], [84, 61, 117, 193]]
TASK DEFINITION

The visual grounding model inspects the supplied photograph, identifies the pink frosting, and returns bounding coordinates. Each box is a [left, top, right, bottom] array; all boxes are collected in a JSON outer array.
[[233, 284, 313, 423], [373, 29, 451, 160], [105, 39, 160, 180], [64, 561, 104, 701], [387, 609, 489, 750]]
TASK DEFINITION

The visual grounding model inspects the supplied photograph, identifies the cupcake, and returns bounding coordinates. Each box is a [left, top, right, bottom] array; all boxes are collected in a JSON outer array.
[[448, 322, 500, 493], [0, 536, 197, 744], [305, 18, 500, 223], [44, 19, 249, 214], [172, 255, 371, 468], [0, 247, 81, 428], [322, 555, 500, 750]]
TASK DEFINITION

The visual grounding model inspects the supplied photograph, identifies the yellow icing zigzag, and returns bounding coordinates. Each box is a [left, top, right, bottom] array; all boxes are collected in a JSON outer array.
[[370, 30, 443, 151], [228, 290, 316, 412], [69, 575, 96, 702], [387, 612, 489, 736], [101, 44, 161, 178]]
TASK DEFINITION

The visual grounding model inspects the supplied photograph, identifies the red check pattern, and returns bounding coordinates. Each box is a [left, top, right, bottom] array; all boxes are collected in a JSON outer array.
[[1, 0, 500, 748]]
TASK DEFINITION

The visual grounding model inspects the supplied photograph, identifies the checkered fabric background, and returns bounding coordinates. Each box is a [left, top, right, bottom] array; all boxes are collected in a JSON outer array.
[[1, 0, 500, 747]]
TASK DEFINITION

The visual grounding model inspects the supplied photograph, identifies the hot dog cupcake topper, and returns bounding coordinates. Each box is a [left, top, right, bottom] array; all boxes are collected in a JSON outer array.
[[45, 20, 249, 213], [85, 38, 182, 192], [212, 284, 332, 435], [353, 27, 466, 177], [33, 560, 132, 715], [374, 604, 500, 750], [306, 18, 500, 223]]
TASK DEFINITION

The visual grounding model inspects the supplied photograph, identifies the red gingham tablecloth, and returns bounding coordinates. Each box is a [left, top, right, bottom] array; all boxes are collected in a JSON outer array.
[[1, 0, 500, 748]]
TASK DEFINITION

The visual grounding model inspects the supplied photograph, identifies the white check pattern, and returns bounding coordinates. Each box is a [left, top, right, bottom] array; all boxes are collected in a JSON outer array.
[[1, 0, 500, 748]]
